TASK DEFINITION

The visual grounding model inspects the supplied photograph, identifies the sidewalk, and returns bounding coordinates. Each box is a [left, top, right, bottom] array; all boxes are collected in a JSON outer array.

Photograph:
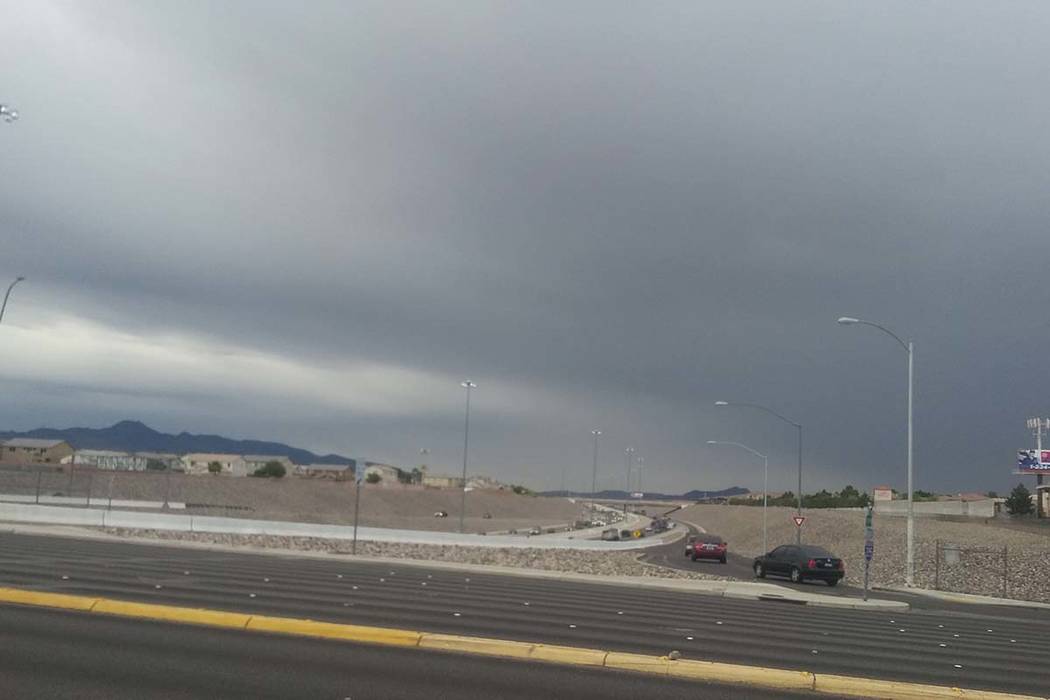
[[0, 522, 908, 611], [881, 585, 1050, 610]]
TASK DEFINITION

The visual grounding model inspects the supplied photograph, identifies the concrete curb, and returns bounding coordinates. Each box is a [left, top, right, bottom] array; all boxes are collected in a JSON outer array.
[[0, 522, 908, 611], [0, 587, 1033, 700], [880, 586, 1050, 610]]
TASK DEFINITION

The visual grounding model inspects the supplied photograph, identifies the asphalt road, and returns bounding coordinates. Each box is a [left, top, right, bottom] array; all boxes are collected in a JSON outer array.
[[0, 606, 826, 699], [0, 531, 1047, 695]]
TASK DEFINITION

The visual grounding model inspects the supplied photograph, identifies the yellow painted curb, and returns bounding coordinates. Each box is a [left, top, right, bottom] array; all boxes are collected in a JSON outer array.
[[91, 599, 252, 630], [530, 644, 607, 667], [0, 586, 99, 612], [605, 651, 670, 675], [246, 615, 422, 648], [670, 659, 815, 691], [0, 586, 1043, 700], [814, 673, 1039, 700], [419, 633, 534, 659]]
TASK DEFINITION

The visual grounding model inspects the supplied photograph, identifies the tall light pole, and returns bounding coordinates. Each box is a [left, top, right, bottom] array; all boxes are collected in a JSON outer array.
[[0, 104, 18, 124], [708, 440, 769, 554], [623, 447, 635, 492], [458, 380, 477, 534], [838, 316, 915, 587], [590, 430, 602, 495], [0, 277, 25, 325], [716, 400, 803, 544], [634, 458, 646, 493]]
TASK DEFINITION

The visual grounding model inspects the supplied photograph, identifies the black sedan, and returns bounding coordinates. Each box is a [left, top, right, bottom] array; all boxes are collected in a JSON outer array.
[[752, 544, 844, 586]]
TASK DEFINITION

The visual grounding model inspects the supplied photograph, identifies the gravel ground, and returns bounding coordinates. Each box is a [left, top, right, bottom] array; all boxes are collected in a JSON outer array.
[[102, 528, 728, 581], [677, 504, 1050, 603], [0, 468, 589, 533]]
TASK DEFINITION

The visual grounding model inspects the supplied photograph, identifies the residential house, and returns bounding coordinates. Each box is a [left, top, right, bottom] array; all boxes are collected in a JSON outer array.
[[135, 452, 184, 471], [296, 463, 354, 481], [243, 455, 295, 475], [363, 462, 401, 484], [182, 453, 248, 476], [873, 485, 894, 502], [2, 438, 74, 465], [72, 449, 148, 471], [423, 474, 464, 489]]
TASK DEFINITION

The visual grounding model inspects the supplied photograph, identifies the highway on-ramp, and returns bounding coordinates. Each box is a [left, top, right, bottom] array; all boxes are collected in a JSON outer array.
[[0, 531, 1047, 697]]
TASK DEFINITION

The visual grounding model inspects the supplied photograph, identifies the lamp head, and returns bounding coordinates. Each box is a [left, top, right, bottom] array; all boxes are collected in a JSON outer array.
[[714, 401, 728, 407], [837, 317, 860, 325], [706, 440, 718, 445]]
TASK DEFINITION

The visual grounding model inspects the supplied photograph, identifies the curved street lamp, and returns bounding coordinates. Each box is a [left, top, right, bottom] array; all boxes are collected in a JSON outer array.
[[0, 276, 26, 325], [838, 316, 915, 587], [708, 440, 769, 553], [716, 400, 803, 544], [458, 380, 477, 533]]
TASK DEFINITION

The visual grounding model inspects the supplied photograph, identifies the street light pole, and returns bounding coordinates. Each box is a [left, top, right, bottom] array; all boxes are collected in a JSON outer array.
[[838, 317, 915, 587], [0, 276, 26, 325], [458, 380, 477, 534], [590, 429, 601, 517], [716, 400, 803, 544], [707, 440, 768, 554]]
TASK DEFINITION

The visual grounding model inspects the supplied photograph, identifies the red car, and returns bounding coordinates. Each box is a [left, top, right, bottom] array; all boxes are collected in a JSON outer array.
[[684, 534, 728, 563]]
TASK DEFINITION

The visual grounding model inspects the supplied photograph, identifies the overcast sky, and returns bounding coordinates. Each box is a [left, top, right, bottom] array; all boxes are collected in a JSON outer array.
[[1, 1, 1048, 494]]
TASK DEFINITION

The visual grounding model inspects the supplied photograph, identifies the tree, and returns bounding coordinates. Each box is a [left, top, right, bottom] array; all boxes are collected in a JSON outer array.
[[253, 460, 286, 478], [839, 485, 860, 500], [365, 472, 381, 484], [207, 461, 222, 474], [146, 459, 167, 471], [986, 491, 998, 499], [1005, 483, 1034, 516]]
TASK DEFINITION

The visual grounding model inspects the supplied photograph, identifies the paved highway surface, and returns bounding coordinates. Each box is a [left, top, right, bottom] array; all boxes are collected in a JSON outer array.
[[0, 531, 1047, 695], [0, 606, 825, 699]]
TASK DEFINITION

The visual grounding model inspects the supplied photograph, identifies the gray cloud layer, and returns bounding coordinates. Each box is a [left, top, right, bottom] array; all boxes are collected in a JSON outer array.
[[2, 1, 1048, 494]]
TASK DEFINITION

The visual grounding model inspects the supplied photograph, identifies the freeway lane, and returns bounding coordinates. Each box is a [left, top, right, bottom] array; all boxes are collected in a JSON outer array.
[[0, 606, 822, 700], [0, 531, 1047, 695]]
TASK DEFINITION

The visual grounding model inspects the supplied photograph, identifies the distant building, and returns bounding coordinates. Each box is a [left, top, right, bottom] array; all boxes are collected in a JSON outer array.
[[135, 452, 184, 471], [243, 455, 295, 474], [423, 474, 465, 489], [72, 449, 148, 471], [182, 453, 248, 476], [296, 463, 353, 480], [873, 485, 893, 502], [2, 438, 74, 465], [363, 463, 401, 484], [466, 475, 505, 490]]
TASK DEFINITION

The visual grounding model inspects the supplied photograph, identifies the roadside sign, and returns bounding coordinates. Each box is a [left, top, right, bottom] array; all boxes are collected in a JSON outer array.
[[792, 516, 805, 528], [864, 541, 874, 561]]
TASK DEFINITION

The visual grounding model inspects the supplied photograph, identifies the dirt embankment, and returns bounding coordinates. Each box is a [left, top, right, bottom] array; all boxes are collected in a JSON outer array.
[[676, 504, 1050, 603]]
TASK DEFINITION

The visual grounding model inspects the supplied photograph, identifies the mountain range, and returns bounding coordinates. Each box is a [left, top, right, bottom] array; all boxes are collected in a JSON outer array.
[[0, 420, 353, 465]]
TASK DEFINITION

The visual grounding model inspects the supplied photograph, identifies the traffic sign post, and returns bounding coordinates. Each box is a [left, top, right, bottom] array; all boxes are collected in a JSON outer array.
[[792, 515, 805, 528], [863, 507, 874, 601]]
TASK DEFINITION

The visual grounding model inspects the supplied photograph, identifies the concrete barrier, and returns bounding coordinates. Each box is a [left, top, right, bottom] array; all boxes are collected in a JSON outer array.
[[0, 503, 105, 526], [874, 499, 996, 518]]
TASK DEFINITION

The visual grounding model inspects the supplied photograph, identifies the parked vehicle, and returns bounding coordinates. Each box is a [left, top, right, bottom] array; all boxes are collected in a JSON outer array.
[[600, 527, 620, 541], [686, 533, 728, 563], [752, 545, 844, 586]]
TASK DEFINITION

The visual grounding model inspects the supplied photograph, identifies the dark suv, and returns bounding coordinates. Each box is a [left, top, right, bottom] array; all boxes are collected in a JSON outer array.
[[752, 544, 844, 586]]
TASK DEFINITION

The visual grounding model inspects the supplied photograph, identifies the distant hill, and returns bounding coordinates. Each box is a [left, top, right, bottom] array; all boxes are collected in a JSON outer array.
[[540, 486, 749, 501], [0, 420, 352, 465]]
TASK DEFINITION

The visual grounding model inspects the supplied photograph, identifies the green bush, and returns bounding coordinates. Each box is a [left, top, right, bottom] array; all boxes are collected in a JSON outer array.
[[1005, 483, 1033, 516], [207, 461, 222, 474], [365, 472, 381, 484], [252, 460, 287, 478]]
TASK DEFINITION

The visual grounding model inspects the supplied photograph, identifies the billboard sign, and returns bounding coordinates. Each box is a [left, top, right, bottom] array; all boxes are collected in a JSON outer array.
[[1017, 449, 1050, 472]]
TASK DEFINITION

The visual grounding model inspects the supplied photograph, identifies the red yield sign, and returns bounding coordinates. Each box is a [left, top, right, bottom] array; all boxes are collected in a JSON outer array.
[[792, 516, 805, 528]]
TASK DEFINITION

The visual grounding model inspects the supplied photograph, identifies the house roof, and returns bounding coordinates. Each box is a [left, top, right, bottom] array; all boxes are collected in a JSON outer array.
[[4, 438, 68, 449], [303, 463, 351, 471], [76, 449, 133, 457], [136, 452, 180, 459], [243, 455, 293, 463], [182, 453, 245, 462]]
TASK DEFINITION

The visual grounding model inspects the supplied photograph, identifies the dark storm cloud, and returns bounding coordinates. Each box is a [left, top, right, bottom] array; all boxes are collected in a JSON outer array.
[[1, 1, 1048, 493]]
